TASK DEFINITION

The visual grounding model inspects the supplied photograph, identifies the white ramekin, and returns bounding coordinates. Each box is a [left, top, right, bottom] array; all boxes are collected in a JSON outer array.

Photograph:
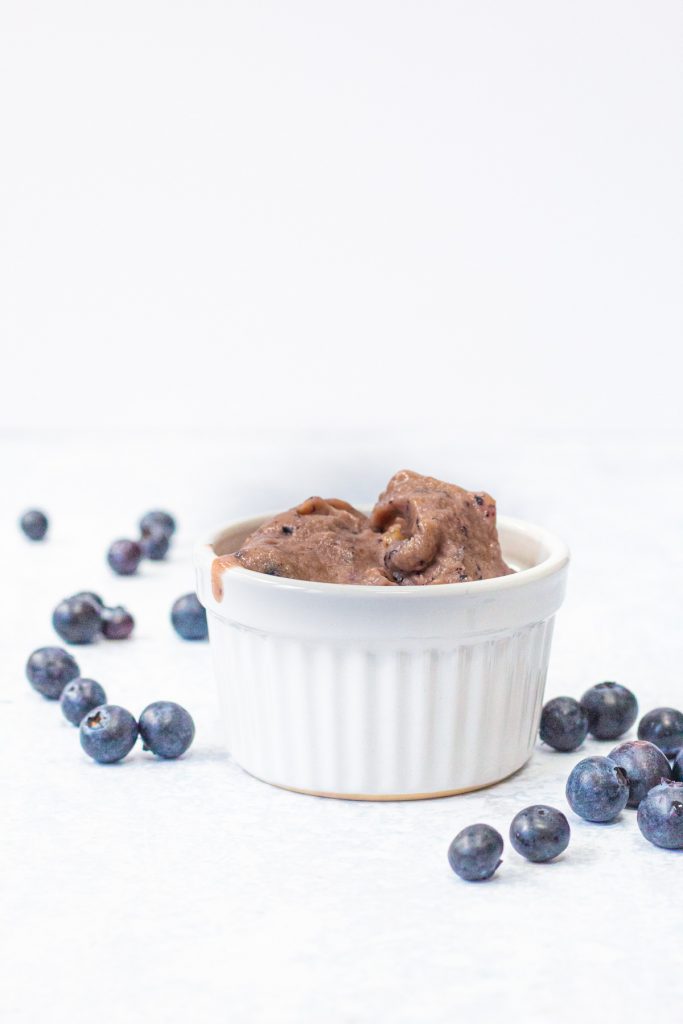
[[195, 514, 569, 800]]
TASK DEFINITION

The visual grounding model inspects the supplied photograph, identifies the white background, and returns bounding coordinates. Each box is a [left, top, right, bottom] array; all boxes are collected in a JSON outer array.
[[2, 3, 683, 1023], [1, 0, 681, 434]]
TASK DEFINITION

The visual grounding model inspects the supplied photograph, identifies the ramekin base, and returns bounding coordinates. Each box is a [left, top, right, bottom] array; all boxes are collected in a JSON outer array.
[[240, 762, 527, 801]]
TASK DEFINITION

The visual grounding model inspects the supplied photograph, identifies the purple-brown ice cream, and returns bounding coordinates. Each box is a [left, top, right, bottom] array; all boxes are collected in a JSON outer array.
[[212, 470, 512, 596], [370, 470, 512, 584]]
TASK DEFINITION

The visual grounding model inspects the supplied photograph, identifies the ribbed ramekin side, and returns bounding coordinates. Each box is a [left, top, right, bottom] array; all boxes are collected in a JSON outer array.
[[208, 616, 556, 798]]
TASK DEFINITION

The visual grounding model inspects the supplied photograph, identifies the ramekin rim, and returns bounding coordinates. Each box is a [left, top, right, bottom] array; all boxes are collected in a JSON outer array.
[[196, 513, 570, 599]]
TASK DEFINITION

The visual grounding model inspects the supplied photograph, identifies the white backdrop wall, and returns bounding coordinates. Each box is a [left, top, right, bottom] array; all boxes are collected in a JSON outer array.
[[1, 0, 681, 434]]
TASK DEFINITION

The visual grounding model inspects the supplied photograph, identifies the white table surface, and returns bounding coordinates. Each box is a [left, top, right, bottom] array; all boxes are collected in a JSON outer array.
[[3, 429, 683, 1023]]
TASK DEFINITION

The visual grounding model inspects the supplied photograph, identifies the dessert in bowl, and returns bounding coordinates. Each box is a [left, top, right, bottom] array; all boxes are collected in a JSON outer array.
[[195, 471, 569, 799]]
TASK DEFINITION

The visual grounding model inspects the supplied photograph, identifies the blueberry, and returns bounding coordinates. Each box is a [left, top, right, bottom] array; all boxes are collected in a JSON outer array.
[[637, 780, 683, 849], [509, 805, 570, 862], [107, 539, 142, 576], [565, 755, 629, 822], [60, 678, 107, 726], [672, 750, 683, 782], [20, 509, 48, 541], [138, 701, 195, 759], [607, 740, 672, 807], [637, 707, 683, 759], [580, 682, 638, 740], [71, 591, 105, 609], [140, 510, 176, 538], [101, 606, 135, 640], [140, 528, 170, 561], [52, 595, 102, 644], [26, 646, 80, 699], [171, 593, 208, 640], [448, 824, 503, 881], [539, 696, 589, 752], [79, 705, 138, 763]]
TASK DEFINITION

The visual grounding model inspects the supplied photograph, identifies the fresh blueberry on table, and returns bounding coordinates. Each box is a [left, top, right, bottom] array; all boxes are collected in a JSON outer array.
[[101, 606, 135, 640], [447, 824, 503, 881], [19, 508, 49, 541], [140, 528, 170, 561], [26, 646, 80, 699], [107, 539, 143, 576], [171, 593, 208, 640], [52, 595, 102, 645], [60, 678, 107, 726], [637, 707, 683, 759], [580, 682, 638, 740], [71, 591, 105, 609], [140, 510, 176, 538], [79, 705, 138, 763], [565, 755, 629, 822], [672, 750, 683, 782], [637, 780, 683, 849], [138, 701, 195, 759], [509, 805, 570, 862], [539, 696, 589, 752], [607, 740, 672, 807]]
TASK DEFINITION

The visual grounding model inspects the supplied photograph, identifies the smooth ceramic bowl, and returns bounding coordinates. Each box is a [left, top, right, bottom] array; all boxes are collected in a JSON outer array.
[[195, 514, 569, 800]]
